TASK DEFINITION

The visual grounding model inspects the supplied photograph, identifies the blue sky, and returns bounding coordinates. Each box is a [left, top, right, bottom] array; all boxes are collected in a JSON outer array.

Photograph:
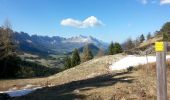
[[0, 0, 170, 43]]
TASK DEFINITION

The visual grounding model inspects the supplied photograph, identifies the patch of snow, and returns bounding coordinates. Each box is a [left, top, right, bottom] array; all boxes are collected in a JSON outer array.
[[0, 87, 42, 97], [21, 84, 40, 89], [26, 39, 32, 43], [62, 35, 94, 43], [73, 89, 80, 93], [110, 55, 170, 70], [47, 84, 55, 87], [51, 40, 56, 44], [23, 84, 34, 89]]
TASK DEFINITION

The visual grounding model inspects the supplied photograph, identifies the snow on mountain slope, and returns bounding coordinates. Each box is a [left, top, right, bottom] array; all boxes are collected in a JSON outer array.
[[110, 55, 170, 70], [62, 35, 108, 48], [63, 35, 95, 43]]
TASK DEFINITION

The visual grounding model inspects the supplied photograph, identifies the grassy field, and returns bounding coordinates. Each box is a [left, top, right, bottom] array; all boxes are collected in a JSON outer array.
[[19, 53, 66, 68]]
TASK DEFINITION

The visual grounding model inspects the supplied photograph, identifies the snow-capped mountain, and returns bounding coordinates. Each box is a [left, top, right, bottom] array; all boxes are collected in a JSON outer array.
[[13, 32, 108, 55], [63, 35, 107, 48], [64, 35, 94, 43]]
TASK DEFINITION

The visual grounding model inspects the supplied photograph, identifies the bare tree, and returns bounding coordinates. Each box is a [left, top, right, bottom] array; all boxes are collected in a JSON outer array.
[[0, 19, 15, 58], [0, 20, 18, 77], [82, 45, 93, 62], [97, 48, 105, 57], [122, 38, 135, 50], [147, 32, 152, 40]]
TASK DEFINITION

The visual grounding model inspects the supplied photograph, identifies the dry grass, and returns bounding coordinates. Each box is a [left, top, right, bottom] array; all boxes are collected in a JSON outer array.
[[1, 55, 170, 100], [136, 59, 170, 75], [9, 69, 158, 100], [0, 54, 124, 91]]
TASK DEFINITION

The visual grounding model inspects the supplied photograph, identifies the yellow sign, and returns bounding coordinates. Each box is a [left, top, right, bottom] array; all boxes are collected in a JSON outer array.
[[155, 42, 164, 52]]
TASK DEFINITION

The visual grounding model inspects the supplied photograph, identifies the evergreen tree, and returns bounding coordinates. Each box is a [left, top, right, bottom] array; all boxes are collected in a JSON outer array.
[[71, 49, 81, 67], [82, 45, 93, 62], [0, 56, 21, 78], [163, 32, 169, 41], [108, 42, 115, 55], [114, 42, 123, 53], [161, 22, 170, 41], [161, 22, 170, 33], [139, 34, 145, 43], [64, 56, 72, 69]]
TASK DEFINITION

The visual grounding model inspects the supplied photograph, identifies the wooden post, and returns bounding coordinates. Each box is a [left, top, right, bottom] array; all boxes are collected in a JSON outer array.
[[156, 42, 167, 100], [145, 52, 149, 74]]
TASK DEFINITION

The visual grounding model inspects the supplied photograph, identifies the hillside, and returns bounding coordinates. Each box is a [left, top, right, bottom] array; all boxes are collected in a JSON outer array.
[[0, 54, 170, 100], [138, 36, 163, 49], [67, 43, 100, 56], [0, 54, 124, 91]]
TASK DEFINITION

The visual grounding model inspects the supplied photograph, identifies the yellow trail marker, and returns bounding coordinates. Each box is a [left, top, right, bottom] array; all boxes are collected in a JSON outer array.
[[155, 42, 164, 52]]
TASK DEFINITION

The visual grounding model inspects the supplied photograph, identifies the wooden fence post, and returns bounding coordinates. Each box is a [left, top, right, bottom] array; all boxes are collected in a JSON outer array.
[[155, 42, 167, 100]]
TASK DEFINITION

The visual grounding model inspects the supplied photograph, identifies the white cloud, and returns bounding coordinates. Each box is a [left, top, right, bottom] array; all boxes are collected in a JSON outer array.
[[61, 18, 82, 28], [141, 0, 148, 4], [60, 16, 104, 28], [139, 0, 157, 4], [160, 0, 170, 4]]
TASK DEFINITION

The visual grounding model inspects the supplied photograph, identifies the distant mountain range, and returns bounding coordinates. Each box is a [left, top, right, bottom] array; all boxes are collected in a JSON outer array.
[[13, 32, 108, 55]]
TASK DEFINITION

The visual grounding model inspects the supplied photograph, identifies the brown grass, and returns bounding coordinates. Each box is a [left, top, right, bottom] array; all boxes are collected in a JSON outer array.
[[1, 55, 170, 100], [0, 54, 124, 91], [136, 59, 170, 75]]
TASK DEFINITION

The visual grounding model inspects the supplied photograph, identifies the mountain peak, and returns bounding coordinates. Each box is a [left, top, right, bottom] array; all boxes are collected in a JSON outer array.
[[78, 35, 87, 38]]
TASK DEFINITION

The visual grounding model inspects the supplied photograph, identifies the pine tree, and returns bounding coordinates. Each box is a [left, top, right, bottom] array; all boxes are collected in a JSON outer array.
[[114, 42, 123, 53], [108, 42, 115, 55], [64, 56, 72, 69], [161, 22, 170, 41], [140, 34, 145, 43], [163, 32, 169, 41], [82, 45, 93, 62], [71, 49, 81, 67], [161, 22, 170, 33]]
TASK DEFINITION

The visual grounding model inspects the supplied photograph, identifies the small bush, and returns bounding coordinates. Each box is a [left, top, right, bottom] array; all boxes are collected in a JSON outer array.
[[127, 66, 134, 72]]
